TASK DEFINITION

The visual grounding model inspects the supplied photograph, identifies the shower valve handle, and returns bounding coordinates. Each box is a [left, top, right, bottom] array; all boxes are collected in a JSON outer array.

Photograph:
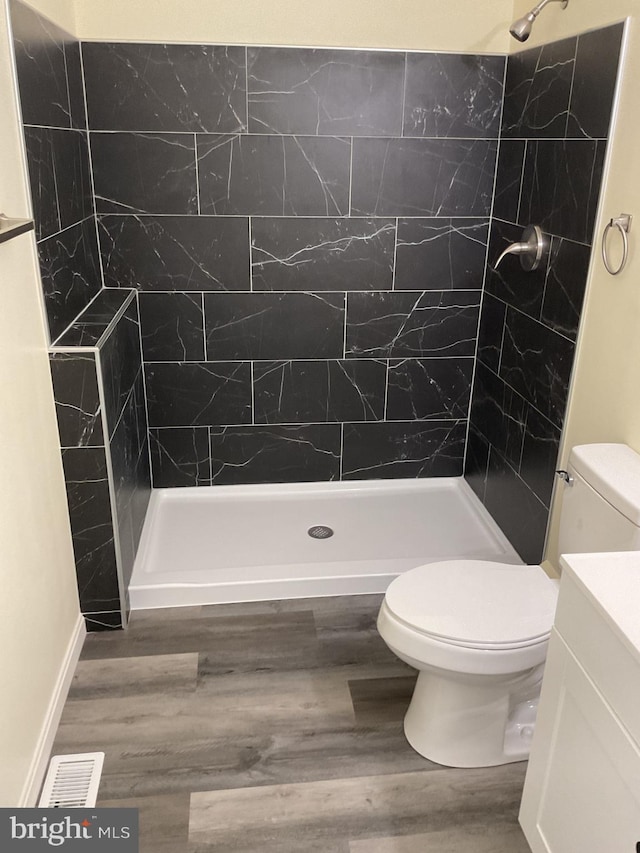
[[493, 225, 549, 272]]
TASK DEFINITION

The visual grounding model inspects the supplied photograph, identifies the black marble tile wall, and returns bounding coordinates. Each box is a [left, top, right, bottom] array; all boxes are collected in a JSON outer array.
[[81, 41, 505, 487], [108, 369, 151, 595], [49, 353, 104, 448], [251, 218, 396, 292], [10, 0, 101, 344], [99, 216, 250, 291], [246, 48, 404, 136], [210, 425, 341, 485], [97, 296, 151, 614], [465, 23, 623, 563], [37, 219, 103, 342], [49, 293, 151, 631], [61, 446, 121, 614], [50, 351, 121, 623], [10, 3, 154, 633], [11, 11, 624, 570], [82, 43, 247, 133]]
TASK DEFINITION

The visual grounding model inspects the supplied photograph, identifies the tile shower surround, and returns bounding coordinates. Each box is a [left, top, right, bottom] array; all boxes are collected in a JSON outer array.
[[10, 1, 152, 631], [10, 0, 100, 343], [465, 24, 623, 564], [10, 0, 623, 583], [80, 43, 505, 487]]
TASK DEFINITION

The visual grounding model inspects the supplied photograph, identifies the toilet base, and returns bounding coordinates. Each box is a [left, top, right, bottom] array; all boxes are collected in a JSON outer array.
[[403, 665, 544, 768]]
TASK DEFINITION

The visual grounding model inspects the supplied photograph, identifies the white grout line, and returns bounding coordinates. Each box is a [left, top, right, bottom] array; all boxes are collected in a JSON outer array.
[[391, 217, 399, 291], [94, 347, 129, 626], [462, 53, 509, 476], [250, 361, 256, 425], [201, 292, 207, 360], [248, 216, 254, 291], [194, 132, 201, 214], [342, 292, 348, 358], [78, 42, 107, 292], [244, 45, 250, 132], [347, 137, 354, 215]]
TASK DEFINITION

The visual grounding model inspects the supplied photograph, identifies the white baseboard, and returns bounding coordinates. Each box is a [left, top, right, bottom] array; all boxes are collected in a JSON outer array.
[[19, 613, 86, 807]]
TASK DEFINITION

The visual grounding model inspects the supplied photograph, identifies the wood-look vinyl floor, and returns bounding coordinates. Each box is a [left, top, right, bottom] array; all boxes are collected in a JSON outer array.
[[52, 595, 531, 852]]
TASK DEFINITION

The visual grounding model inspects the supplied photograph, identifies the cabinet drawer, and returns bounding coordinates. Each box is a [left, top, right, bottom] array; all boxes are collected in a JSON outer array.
[[555, 572, 640, 745]]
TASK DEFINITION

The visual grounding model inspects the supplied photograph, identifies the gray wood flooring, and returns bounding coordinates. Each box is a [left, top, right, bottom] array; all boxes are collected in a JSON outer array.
[[52, 595, 531, 852]]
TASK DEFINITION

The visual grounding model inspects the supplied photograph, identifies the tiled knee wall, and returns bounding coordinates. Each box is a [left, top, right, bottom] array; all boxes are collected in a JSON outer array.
[[83, 44, 506, 485], [49, 294, 151, 630]]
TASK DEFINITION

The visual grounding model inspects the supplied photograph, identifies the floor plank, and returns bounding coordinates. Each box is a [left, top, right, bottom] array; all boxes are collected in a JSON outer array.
[[349, 823, 532, 852], [49, 596, 531, 852], [189, 764, 528, 851]]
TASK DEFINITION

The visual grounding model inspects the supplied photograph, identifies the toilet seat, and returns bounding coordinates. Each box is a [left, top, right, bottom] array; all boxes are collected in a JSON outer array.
[[385, 560, 558, 651]]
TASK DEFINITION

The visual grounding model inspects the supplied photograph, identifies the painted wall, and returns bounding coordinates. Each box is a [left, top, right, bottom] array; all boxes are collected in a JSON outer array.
[[509, 0, 629, 47], [22, 0, 73, 33], [70, 0, 513, 53], [0, 0, 81, 806], [509, 1, 640, 567]]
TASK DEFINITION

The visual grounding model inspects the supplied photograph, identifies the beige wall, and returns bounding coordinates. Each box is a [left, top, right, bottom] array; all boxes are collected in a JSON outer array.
[[0, 0, 81, 806], [22, 0, 74, 34], [71, 0, 513, 52], [511, 1, 640, 567], [509, 0, 629, 47]]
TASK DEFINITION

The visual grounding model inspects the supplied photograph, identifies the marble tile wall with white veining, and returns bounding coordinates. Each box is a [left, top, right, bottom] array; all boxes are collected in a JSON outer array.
[[9, 0, 625, 576], [10, 0, 101, 343], [11, 2, 154, 631], [78, 41, 505, 487], [48, 294, 151, 631], [465, 22, 624, 563]]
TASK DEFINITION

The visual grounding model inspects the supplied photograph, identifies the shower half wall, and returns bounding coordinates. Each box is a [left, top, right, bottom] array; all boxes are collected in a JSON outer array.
[[9, 0, 624, 623]]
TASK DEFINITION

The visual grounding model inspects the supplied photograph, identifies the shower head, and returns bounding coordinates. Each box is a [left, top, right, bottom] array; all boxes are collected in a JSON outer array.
[[509, 0, 568, 43]]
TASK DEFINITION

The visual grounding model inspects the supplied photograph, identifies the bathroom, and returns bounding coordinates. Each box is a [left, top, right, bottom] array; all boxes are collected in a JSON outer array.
[[2, 0, 640, 848]]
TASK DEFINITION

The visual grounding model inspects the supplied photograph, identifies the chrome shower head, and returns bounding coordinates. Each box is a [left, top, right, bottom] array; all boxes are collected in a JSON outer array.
[[509, 0, 568, 43], [509, 12, 536, 42]]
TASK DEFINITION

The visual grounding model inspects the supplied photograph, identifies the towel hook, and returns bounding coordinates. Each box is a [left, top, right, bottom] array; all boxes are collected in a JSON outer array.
[[602, 213, 632, 276]]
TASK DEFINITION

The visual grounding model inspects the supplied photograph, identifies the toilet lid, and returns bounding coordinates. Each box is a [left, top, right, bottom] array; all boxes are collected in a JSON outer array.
[[385, 560, 559, 650]]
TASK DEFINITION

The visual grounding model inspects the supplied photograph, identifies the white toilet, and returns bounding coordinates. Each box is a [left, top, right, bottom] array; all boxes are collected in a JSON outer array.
[[378, 443, 640, 768]]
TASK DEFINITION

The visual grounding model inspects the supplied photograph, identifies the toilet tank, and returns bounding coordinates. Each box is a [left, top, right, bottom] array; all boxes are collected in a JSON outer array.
[[558, 444, 640, 555]]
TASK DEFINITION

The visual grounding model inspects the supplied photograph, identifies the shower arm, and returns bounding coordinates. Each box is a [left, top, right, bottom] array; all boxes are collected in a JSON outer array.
[[510, 0, 569, 41], [526, 0, 568, 21]]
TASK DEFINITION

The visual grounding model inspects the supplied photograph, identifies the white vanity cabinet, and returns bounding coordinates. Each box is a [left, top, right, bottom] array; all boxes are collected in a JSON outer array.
[[519, 551, 640, 853]]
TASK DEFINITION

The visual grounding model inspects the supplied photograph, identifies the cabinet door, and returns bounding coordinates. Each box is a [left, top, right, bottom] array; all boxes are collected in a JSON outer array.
[[519, 632, 640, 853]]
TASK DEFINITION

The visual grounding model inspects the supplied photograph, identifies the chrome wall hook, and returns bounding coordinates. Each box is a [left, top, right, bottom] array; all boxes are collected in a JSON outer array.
[[602, 213, 632, 276]]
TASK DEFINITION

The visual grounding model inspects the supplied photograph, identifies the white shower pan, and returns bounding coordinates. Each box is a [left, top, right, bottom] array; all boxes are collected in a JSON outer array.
[[129, 477, 521, 610]]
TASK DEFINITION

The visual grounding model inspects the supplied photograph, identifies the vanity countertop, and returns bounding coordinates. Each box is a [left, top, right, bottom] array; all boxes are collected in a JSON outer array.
[[559, 550, 640, 662]]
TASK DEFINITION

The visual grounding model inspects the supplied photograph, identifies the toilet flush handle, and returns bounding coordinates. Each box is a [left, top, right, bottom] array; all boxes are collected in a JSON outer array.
[[555, 469, 574, 486]]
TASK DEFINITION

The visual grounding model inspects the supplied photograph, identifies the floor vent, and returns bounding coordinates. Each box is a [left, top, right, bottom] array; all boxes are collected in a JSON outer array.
[[39, 752, 105, 808]]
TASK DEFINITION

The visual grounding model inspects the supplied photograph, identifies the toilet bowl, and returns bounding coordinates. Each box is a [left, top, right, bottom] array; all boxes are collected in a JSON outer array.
[[377, 444, 640, 768], [377, 559, 558, 767]]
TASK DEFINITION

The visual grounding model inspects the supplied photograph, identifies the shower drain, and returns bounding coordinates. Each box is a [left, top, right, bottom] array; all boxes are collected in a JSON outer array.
[[308, 525, 334, 539]]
